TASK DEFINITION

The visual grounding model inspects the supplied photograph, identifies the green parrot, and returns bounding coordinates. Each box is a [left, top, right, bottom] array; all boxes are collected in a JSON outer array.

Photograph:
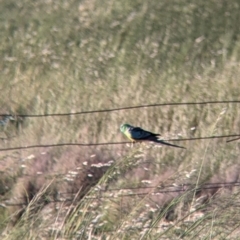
[[120, 123, 185, 149], [0, 115, 15, 128]]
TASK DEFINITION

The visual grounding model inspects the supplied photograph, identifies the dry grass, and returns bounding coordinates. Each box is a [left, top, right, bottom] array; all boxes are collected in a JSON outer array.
[[0, 0, 240, 239]]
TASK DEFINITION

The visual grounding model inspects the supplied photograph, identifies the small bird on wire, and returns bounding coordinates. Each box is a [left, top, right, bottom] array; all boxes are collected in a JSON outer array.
[[0, 115, 15, 128], [0, 115, 15, 139], [120, 123, 185, 149]]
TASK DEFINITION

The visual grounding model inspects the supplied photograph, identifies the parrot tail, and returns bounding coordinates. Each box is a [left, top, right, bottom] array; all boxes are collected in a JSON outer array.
[[149, 137, 186, 149]]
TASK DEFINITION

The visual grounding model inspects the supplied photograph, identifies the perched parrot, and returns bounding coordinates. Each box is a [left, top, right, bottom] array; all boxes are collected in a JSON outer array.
[[0, 115, 15, 128], [120, 123, 185, 149]]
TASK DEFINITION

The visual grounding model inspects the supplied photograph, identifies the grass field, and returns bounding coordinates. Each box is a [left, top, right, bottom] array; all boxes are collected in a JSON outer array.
[[0, 0, 240, 239]]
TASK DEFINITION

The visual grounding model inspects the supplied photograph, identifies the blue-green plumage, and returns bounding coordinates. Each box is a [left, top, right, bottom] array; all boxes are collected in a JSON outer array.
[[0, 115, 15, 127], [120, 123, 185, 149]]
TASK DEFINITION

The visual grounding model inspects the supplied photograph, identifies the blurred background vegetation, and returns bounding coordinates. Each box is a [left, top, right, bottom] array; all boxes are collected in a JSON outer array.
[[0, 0, 240, 239]]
